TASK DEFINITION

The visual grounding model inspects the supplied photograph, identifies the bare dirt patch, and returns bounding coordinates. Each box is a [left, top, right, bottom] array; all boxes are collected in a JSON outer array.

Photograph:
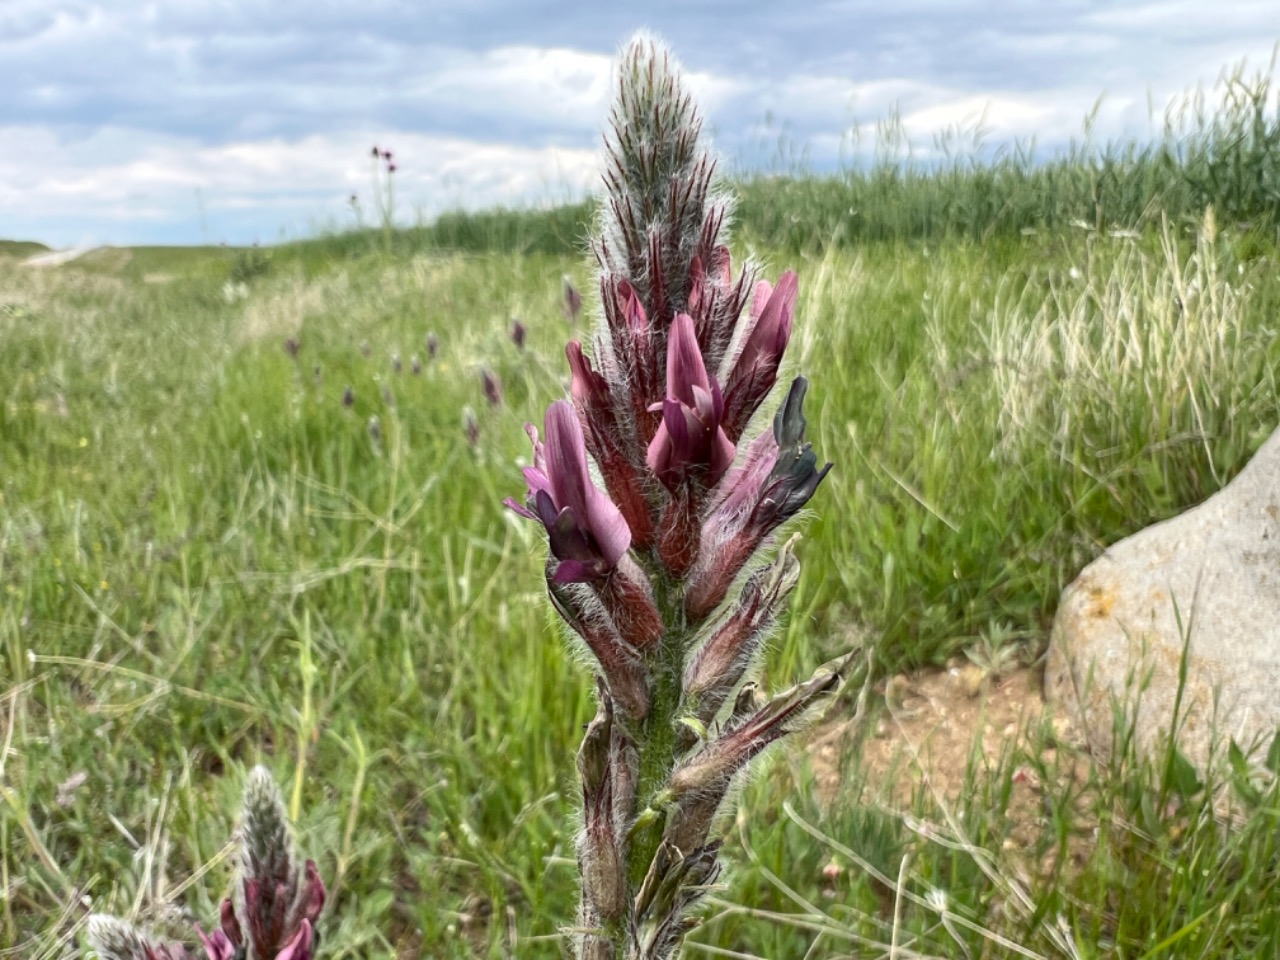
[[808, 660, 1097, 873]]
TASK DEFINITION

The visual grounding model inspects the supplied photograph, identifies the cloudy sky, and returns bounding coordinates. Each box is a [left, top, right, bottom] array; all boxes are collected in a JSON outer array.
[[4, 1, 1278, 248]]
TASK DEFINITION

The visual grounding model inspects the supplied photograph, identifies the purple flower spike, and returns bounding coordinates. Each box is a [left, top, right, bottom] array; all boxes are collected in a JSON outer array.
[[646, 313, 735, 491], [506, 401, 632, 583], [511, 319, 527, 350]]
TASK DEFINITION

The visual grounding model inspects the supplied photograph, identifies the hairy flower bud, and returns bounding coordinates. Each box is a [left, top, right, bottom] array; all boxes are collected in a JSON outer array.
[[668, 653, 852, 798], [720, 272, 797, 441], [548, 574, 651, 720], [683, 536, 801, 726], [566, 340, 654, 547], [578, 689, 625, 921]]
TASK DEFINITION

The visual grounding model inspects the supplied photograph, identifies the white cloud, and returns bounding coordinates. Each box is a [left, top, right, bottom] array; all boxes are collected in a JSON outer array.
[[3, 0, 1277, 245], [0, 125, 600, 245]]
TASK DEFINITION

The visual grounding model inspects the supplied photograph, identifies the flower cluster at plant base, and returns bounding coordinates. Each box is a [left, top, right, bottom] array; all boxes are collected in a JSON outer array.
[[88, 767, 325, 960], [507, 34, 844, 960]]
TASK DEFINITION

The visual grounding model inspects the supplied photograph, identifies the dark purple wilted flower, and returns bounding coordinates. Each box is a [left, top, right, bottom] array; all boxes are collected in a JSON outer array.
[[481, 368, 503, 407], [506, 400, 631, 584], [686, 377, 831, 619], [426, 331, 439, 359], [370, 144, 380, 158], [341, 385, 354, 408], [283, 337, 300, 359], [646, 312, 735, 491], [563, 276, 582, 323], [510, 319, 527, 350]]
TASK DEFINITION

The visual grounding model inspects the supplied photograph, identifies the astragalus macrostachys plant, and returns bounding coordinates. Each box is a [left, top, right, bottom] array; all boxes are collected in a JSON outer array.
[[87, 767, 326, 960], [506, 34, 847, 960]]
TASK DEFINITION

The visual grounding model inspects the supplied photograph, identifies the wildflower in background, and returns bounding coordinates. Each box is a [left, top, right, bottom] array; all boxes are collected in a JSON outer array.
[[463, 406, 480, 447], [508, 35, 843, 960], [381, 385, 394, 408], [563, 275, 582, 323], [391, 351, 402, 374], [510, 319, 527, 350], [86, 916, 191, 960], [369, 415, 382, 444], [426, 331, 439, 359], [283, 337, 300, 359], [198, 768, 325, 960], [341, 385, 354, 408], [481, 368, 503, 407], [410, 354, 422, 376], [88, 768, 325, 960]]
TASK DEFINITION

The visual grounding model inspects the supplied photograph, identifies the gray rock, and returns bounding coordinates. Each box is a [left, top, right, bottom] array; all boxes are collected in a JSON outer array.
[[1046, 428, 1280, 766]]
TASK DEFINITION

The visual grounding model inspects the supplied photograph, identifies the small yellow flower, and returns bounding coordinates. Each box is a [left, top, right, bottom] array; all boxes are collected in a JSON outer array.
[[78, 437, 89, 448], [99, 580, 110, 591]]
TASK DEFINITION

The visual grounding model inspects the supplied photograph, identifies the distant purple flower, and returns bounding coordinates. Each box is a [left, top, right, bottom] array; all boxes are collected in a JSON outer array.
[[463, 407, 479, 447], [646, 312, 735, 491], [506, 401, 631, 583], [283, 337, 300, 358], [371, 144, 380, 158], [563, 276, 582, 323], [426, 331, 439, 359], [411, 354, 422, 376], [341, 385, 354, 408], [511, 319, 527, 350], [391, 352, 402, 374], [481, 369, 503, 407], [387, 162, 397, 174]]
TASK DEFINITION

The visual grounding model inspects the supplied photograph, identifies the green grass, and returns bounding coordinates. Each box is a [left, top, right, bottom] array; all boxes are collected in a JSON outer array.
[[0, 240, 51, 259], [6, 74, 1280, 957]]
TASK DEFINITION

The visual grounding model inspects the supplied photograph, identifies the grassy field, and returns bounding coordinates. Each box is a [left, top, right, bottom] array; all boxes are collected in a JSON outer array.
[[6, 77, 1280, 958]]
